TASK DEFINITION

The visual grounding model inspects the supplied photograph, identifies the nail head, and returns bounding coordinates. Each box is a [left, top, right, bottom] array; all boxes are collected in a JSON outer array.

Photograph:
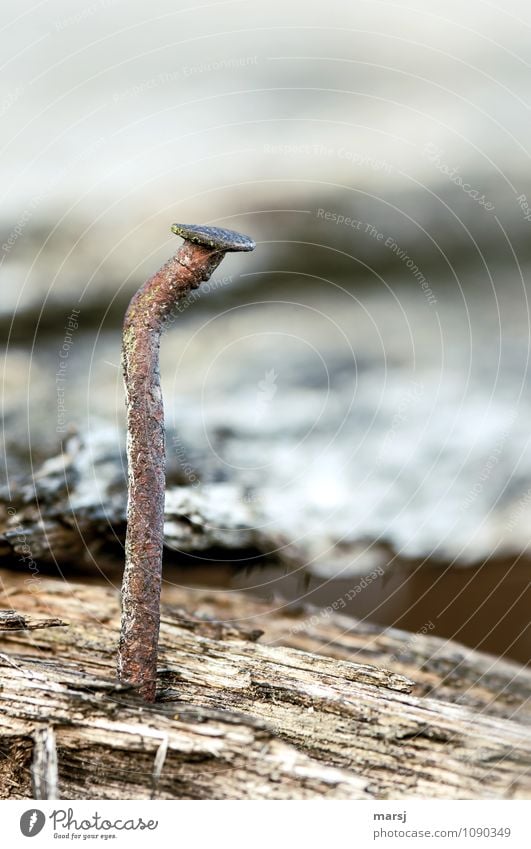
[[171, 223, 255, 253]]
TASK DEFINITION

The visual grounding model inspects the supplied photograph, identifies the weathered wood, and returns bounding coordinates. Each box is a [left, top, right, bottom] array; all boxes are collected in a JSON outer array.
[[0, 568, 529, 800], [0, 429, 291, 573], [206, 593, 531, 724], [4, 393, 531, 589]]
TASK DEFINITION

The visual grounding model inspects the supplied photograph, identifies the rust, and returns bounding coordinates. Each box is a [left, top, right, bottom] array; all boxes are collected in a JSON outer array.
[[117, 223, 255, 701]]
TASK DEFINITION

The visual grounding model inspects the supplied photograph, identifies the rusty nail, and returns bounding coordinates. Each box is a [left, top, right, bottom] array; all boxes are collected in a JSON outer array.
[[117, 223, 255, 701]]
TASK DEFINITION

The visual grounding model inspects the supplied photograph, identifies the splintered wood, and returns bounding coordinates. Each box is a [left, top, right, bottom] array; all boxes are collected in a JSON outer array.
[[0, 569, 529, 800]]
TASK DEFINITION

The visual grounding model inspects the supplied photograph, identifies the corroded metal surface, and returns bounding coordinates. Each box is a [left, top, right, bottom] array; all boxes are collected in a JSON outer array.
[[117, 225, 255, 701]]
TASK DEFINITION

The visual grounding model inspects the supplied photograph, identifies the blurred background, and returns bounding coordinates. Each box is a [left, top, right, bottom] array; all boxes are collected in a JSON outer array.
[[1, 0, 531, 662]]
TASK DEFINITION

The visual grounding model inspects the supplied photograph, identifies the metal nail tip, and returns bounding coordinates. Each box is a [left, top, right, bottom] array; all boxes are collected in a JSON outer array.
[[171, 223, 255, 252]]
